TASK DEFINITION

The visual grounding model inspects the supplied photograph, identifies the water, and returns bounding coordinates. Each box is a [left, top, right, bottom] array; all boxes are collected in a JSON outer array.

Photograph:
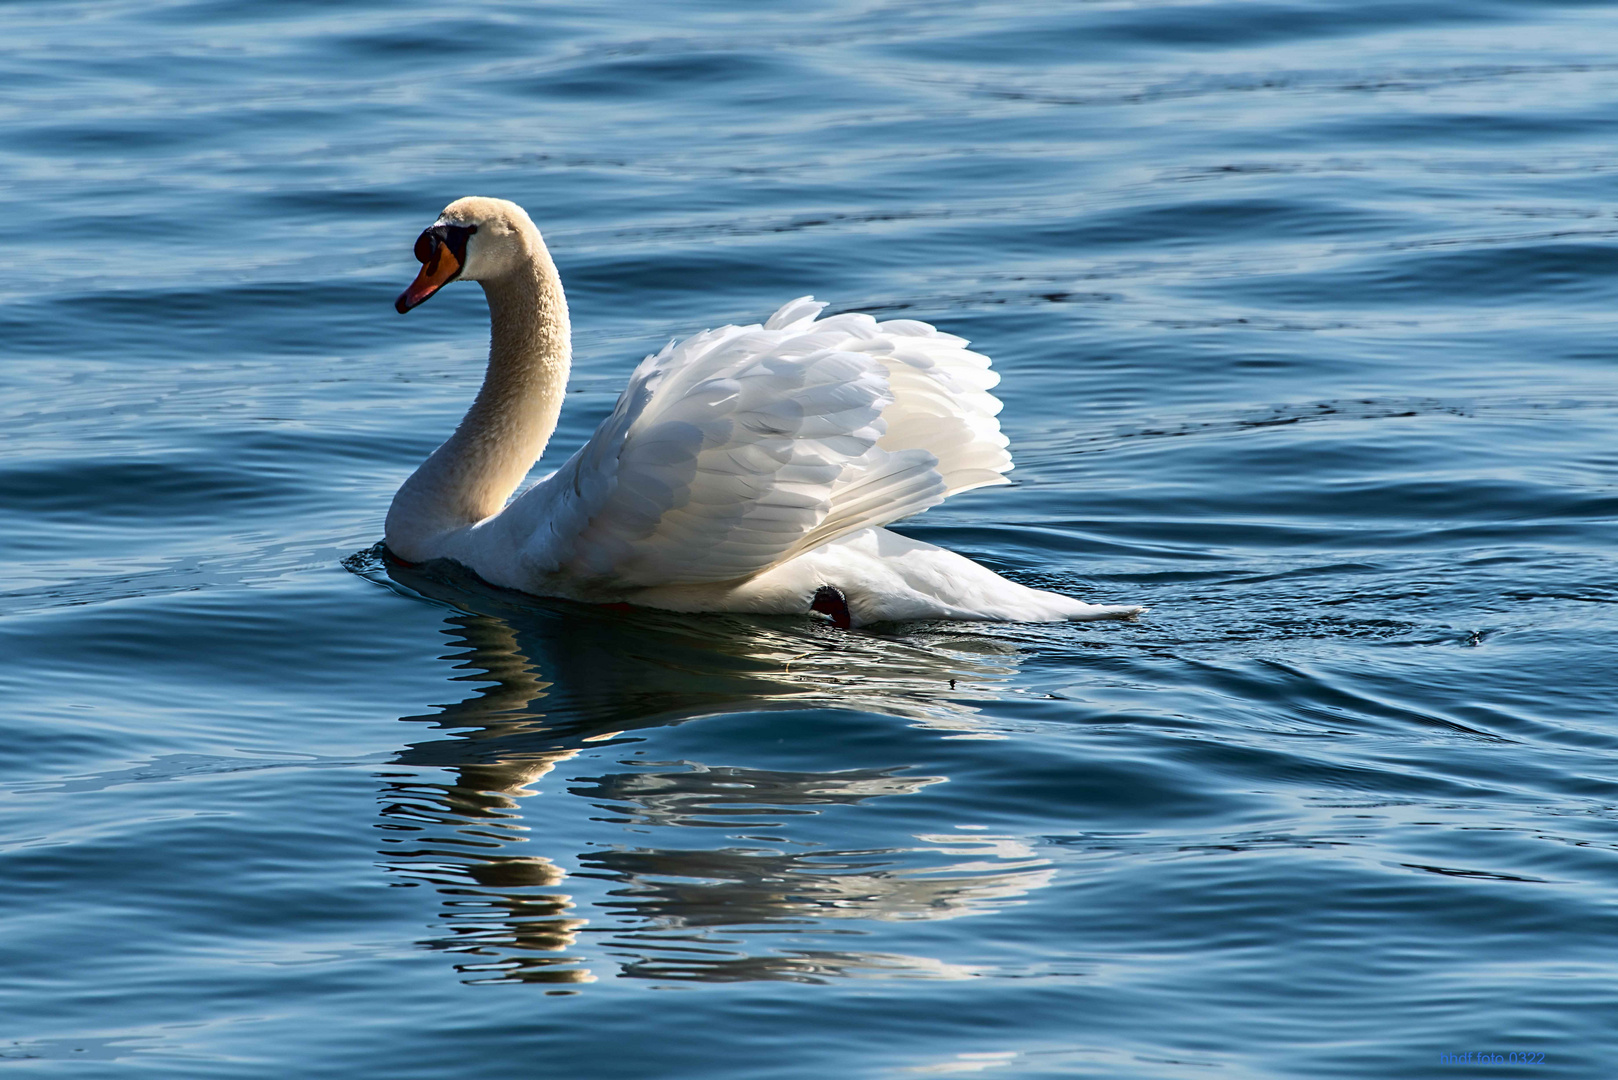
[[3, 1, 1616, 1076]]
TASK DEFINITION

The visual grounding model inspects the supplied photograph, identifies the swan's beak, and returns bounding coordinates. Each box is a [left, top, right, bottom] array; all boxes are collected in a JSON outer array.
[[395, 244, 462, 314]]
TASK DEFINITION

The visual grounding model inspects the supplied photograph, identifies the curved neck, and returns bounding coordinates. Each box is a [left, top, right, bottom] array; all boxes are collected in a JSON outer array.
[[386, 241, 570, 561]]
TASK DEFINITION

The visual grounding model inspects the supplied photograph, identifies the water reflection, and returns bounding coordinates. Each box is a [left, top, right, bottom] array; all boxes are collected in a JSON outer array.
[[356, 551, 1054, 985]]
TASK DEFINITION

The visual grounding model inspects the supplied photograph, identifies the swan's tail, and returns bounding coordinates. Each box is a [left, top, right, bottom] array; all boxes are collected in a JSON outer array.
[[1064, 602, 1147, 622]]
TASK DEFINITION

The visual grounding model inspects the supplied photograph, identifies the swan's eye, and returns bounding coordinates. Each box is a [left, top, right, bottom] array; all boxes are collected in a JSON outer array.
[[413, 224, 478, 267], [441, 224, 476, 263]]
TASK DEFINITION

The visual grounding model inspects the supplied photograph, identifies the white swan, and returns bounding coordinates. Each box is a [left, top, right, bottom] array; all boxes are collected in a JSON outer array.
[[386, 197, 1143, 628]]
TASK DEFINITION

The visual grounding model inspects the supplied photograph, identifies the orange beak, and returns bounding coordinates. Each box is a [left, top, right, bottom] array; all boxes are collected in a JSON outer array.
[[395, 244, 462, 313]]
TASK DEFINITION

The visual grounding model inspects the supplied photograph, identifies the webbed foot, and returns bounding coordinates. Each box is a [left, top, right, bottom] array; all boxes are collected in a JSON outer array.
[[809, 585, 852, 630]]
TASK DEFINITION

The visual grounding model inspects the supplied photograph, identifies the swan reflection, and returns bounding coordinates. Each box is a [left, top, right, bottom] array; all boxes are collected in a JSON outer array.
[[359, 551, 1051, 985]]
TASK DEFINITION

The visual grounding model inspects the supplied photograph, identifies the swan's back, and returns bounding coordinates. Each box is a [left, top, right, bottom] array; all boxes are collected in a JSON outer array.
[[475, 298, 1013, 594]]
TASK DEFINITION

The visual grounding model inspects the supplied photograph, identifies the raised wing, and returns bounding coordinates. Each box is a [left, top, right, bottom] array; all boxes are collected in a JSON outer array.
[[504, 298, 1012, 588]]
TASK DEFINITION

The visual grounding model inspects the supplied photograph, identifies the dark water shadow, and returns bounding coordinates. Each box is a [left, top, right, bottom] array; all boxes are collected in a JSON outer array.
[[349, 548, 1051, 986]]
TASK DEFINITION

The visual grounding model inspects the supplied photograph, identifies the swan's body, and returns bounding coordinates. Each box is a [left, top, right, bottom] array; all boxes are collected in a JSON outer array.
[[386, 197, 1143, 628]]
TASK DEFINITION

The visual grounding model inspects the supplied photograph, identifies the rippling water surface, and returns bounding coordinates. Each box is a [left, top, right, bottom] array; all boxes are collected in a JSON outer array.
[[4, 2, 1617, 1076]]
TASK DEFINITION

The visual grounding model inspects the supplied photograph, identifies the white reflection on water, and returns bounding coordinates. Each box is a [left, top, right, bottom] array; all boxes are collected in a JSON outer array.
[[358, 550, 1054, 985]]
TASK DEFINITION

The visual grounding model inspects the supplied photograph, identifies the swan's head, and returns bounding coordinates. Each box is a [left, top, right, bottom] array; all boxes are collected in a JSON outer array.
[[395, 196, 541, 313]]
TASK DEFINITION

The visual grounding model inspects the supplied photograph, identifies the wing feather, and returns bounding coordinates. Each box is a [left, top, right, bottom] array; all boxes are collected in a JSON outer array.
[[506, 297, 1014, 590]]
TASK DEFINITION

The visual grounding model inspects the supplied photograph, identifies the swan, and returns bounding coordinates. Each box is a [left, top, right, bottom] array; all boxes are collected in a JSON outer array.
[[385, 197, 1144, 628]]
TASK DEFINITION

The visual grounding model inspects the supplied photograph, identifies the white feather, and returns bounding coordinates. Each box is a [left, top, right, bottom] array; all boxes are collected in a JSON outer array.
[[491, 299, 1010, 591]]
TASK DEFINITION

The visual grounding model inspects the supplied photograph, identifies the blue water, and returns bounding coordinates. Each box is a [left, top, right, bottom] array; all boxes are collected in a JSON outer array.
[[4, 1, 1616, 1076]]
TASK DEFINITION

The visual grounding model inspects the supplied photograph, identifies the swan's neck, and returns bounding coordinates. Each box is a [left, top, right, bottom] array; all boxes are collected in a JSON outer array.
[[386, 245, 571, 561]]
